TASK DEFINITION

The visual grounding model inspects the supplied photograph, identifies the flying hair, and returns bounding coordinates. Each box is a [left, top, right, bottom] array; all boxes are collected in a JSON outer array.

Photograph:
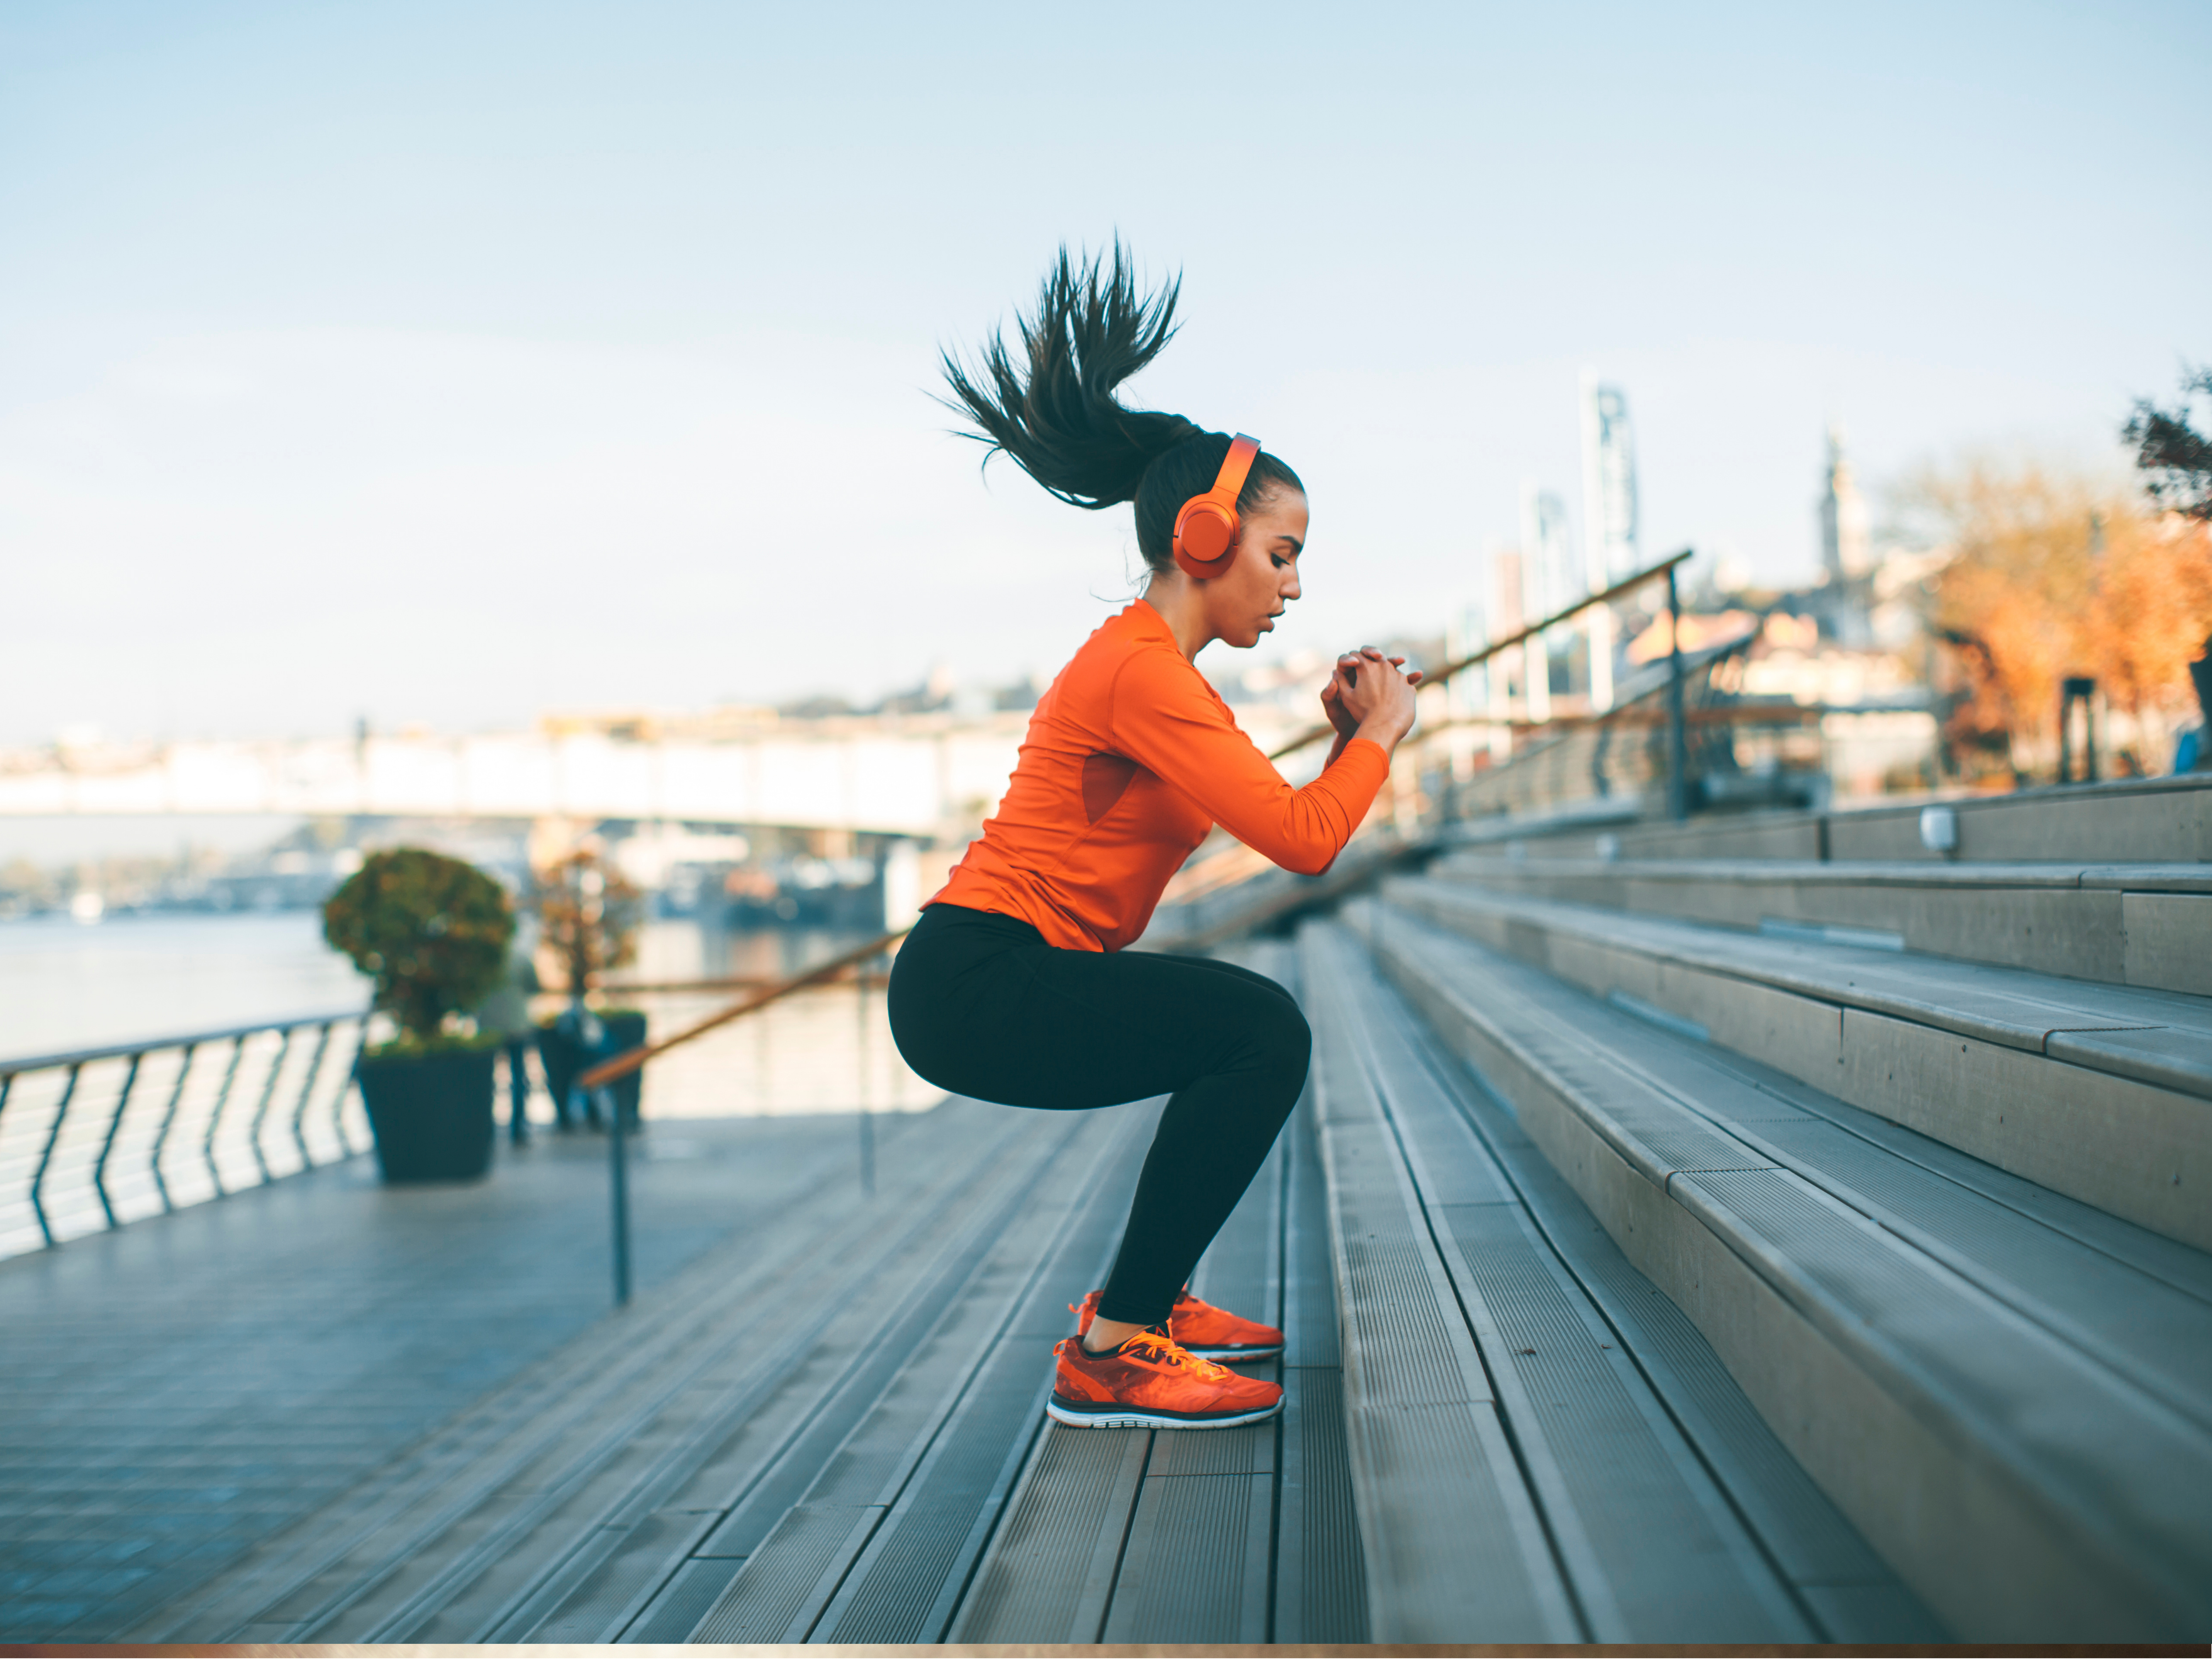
[[940, 243, 1304, 574]]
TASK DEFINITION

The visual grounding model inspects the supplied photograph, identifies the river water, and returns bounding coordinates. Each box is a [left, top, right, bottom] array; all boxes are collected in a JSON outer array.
[[0, 912, 893, 1068], [0, 913, 370, 1061]]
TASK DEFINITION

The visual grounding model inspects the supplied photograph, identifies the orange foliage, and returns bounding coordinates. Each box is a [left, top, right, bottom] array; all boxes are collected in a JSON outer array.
[[1921, 464, 2212, 769], [2081, 513, 2212, 718]]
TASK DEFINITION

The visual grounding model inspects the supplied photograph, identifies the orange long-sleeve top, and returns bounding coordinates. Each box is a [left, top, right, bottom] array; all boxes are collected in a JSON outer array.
[[929, 599, 1392, 953]]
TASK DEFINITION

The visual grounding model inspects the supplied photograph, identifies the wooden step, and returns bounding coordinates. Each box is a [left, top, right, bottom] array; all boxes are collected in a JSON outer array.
[[130, 1095, 1048, 1641], [675, 1105, 1147, 1643], [1355, 900, 2212, 1638], [946, 939, 1369, 1644]]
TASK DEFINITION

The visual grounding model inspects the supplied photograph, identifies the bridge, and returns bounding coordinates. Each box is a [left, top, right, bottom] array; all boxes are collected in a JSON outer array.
[[0, 716, 1038, 839]]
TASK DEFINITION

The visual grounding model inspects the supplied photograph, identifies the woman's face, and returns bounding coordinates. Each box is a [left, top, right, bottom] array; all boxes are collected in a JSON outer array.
[[1205, 488, 1309, 650]]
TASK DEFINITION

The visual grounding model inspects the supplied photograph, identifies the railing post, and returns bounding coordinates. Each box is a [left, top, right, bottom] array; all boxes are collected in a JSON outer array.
[[1665, 562, 1690, 822], [337, 1016, 372, 1155], [291, 1022, 335, 1169], [204, 1034, 250, 1197], [149, 1044, 196, 1213], [2059, 676, 2098, 785], [602, 1084, 631, 1307], [91, 1053, 143, 1231], [566, 928, 912, 1305], [245, 1026, 295, 1185], [29, 1063, 81, 1247]]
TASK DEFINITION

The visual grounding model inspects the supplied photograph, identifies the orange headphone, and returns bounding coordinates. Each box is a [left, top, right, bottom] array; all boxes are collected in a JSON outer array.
[[1171, 434, 1261, 579]]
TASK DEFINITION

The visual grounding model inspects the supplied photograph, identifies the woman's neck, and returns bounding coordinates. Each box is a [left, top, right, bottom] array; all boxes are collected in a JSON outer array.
[[1140, 575, 1212, 662]]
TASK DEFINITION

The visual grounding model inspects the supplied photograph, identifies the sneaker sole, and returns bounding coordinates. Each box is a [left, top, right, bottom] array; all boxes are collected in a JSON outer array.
[[1046, 1394, 1283, 1431], [1181, 1343, 1283, 1362]]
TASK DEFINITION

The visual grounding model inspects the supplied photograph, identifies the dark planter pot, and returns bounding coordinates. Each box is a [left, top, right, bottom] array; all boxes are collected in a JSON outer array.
[[599, 1011, 648, 1131], [357, 1045, 497, 1182], [535, 1013, 648, 1129]]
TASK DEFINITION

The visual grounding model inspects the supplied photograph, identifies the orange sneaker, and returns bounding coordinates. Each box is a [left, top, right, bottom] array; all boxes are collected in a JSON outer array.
[[1048, 1326, 1284, 1430], [1072, 1287, 1284, 1362]]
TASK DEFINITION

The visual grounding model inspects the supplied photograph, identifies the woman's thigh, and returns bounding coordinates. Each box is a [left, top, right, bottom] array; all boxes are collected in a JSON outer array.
[[1150, 949, 1300, 1008], [892, 934, 1307, 1112]]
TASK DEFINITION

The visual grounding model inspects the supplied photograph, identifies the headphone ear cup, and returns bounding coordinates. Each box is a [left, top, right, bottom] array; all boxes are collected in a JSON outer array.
[[1172, 500, 1239, 578]]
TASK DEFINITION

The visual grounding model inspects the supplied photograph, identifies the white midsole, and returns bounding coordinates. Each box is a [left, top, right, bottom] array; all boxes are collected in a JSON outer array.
[[1046, 1398, 1283, 1431]]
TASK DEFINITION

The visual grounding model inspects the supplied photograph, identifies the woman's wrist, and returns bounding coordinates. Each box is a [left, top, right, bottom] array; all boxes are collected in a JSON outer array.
[[1350, 719, 1404, 755]]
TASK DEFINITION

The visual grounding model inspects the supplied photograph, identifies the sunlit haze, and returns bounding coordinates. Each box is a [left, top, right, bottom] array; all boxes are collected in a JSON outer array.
[[4, 1, 2206, 743]]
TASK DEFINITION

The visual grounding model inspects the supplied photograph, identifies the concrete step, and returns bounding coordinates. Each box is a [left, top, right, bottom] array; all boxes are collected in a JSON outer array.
[[1298, 920, 1938, 1643], [1449, 774, 2212, 866], [1430, 853, 2212, 994], [1354, 899, 2212, 1638], [1384, 876, 2212, 1251]]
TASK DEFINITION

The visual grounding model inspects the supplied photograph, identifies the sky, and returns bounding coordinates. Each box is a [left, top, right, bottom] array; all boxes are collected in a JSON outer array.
[[3, 0, 2208, 745]]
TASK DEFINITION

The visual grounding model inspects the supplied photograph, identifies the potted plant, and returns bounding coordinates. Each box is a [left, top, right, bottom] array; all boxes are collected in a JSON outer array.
[[529, 843, 647, 1130], [322, 847, 515, 1181]]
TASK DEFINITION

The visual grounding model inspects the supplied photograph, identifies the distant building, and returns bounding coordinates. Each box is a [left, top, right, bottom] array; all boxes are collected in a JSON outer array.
[[1519, 481, 1576, 708], [1579, 374, 1640, 709], [1518, 482, 1576, 615], [1579, 375, 1640, 588], [1488, 546, 1526, 642], [1820, 423, 1874, 582]]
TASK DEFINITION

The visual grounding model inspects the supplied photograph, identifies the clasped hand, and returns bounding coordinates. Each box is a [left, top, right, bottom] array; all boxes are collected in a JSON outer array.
[[1319, 646, 1422, 751]]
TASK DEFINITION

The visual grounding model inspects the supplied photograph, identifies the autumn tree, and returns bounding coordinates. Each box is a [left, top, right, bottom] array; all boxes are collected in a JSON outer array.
[[1915, 463, 2212, 779]]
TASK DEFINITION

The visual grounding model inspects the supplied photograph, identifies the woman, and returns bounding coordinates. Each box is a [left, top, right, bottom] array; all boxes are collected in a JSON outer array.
[[888, 248, 1420, 1430]]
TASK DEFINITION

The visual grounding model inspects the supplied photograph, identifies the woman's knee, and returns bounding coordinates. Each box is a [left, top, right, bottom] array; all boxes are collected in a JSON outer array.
[[1270, 995, 1312, 1075], [1228, 988, 1310, 1109]]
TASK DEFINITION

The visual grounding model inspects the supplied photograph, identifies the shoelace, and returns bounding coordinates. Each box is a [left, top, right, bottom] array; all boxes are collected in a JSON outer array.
[[1116, 1329, 1234, 1381], [1062, 1304, 1237, 1381]]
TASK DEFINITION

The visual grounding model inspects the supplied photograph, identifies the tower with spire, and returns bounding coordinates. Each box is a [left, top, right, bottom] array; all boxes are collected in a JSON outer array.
[[1820, 422, 1873, 582]]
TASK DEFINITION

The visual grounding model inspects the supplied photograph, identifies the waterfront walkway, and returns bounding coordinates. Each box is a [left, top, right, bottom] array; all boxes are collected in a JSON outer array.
[[0, 1113, 873, 1639]]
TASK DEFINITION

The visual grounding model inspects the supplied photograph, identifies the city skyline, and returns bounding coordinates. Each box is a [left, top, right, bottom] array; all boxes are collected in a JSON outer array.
[[3, 2, 2206, 747]]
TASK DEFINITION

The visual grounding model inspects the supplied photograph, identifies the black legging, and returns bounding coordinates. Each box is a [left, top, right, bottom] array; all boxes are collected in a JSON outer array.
[[887, 902, 1310, 1328]]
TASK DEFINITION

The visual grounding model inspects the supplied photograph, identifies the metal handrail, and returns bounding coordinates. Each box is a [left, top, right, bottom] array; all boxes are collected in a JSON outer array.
[[1266, 549, 1694, 761], [568, 926, 913, 1308], [583, 968, 893, 997], [0, 1008, 368, 1078], [1439, 628, 1765, 819], [576, 928, 910, 1092], [0, 1006, 374, 1259]]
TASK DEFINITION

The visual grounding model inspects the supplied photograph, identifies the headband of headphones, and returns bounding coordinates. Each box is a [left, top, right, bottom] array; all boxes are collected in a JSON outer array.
[[1170, 433, 1262, 579]]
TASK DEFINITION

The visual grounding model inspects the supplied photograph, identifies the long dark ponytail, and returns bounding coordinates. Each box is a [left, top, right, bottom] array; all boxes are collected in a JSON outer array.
[[940, 243, 1303, 575]]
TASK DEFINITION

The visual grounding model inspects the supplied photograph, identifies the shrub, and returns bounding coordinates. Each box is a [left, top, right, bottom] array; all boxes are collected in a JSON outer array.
[[323, 848, 516, 1048]]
